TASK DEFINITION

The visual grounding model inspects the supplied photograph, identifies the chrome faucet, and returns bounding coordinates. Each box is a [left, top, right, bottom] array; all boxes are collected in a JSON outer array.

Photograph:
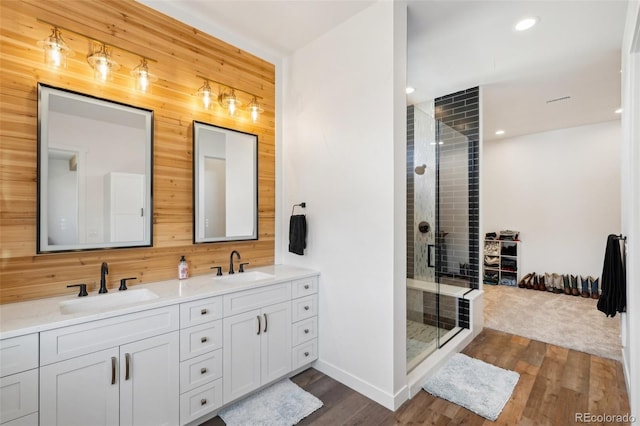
[[99, 262, 109, 293], [229, 250, 241, 274]]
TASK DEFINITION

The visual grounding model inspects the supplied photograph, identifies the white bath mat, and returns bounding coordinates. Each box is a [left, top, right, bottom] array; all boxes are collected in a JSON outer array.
[[422, 353, 519, 421], [218, 379, 323, 426]]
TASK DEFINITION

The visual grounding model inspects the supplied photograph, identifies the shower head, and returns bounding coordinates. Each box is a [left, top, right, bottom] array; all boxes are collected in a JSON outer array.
[[414, 164, 426, 175]]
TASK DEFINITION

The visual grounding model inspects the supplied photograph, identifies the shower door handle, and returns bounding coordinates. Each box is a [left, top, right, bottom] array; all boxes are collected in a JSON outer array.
[[428, 244, 435, 268]]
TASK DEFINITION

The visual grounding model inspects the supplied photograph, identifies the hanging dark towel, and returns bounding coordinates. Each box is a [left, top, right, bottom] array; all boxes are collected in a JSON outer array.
[[289, 214, 307, 255], [597, 234, 626, 317]]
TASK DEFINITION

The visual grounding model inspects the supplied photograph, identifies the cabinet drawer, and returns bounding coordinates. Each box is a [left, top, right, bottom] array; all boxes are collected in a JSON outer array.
[[40, 305, 179, 365], [292, 294, 318, 322], [179, 378, 223, 426], [180, 321, 222, 361], [223, 282, 291, 316], [292, 340, 318, 370], [0, 334, 38, 377], [2, 412, 38, 426], [291, 276, 318, 298], [179, 349, 222, 393], [292, 317, 318, 347], [0, 369, 38, 424], [180, 296, 222, 328]]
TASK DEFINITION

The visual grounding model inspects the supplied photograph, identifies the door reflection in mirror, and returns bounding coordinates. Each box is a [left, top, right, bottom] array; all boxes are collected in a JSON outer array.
[[38, 83, 153, 253], [193, 121, 257, 243]]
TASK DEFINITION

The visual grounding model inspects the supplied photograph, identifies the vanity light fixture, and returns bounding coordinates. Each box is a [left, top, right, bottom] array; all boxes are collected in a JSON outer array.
[[37, 27, 74, 69], [195, 75, 264, 121], [495, 129, 505, 135], [219, 88, 240, 116], [197, 80, 214, 109], [87, 42, 119, 81], [131, 58, 157, 93], [247, 97, 264, 123]]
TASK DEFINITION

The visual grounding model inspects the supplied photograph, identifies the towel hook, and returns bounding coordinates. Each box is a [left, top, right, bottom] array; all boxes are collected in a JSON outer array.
[[291, 202, 306, 216]]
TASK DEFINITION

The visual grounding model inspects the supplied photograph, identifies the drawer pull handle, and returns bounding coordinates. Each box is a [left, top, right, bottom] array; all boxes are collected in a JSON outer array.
[[304, 329, 310, 334], [201, 399, 207, 406], [201, 309, 208, 315], [125, 353, 131, 381], [111, 357, 117, 385], [257, 315, 261, 335], [304, 306, 310, 311], [304, 284, 310, 289], [304, 351, 310, 357], [201, 337, 208, 343], [264, 313, 268, 333], [200, 367, 208, 374]]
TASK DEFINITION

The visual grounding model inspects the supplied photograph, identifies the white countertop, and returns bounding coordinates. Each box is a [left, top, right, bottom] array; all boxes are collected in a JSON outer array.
[[0, 264, 319, 340]]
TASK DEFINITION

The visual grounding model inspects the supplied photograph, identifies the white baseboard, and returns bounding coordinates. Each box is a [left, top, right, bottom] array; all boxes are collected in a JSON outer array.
[[313, 359, 407, 410]]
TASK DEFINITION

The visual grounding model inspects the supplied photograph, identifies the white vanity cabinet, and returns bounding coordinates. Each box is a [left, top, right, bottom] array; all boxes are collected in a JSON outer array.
[[39, 306, 179, 426], [222, 282, 292, 404], [0, 334, 39, 426]]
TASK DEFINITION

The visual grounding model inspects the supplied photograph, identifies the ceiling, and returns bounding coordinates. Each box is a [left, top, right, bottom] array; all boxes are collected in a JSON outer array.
[[139, 0, 628, 142]]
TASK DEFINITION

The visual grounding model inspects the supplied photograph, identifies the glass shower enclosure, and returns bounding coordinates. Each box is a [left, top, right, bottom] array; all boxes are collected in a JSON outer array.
[[406, 99, 477, 372]]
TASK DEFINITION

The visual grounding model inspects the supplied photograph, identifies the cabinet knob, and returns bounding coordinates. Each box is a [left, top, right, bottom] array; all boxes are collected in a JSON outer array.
[[201, 399, 207, 406], [304, 351, 310, 357], [304, 284, 310, 289], [304, 329, 310, 334], [200, 368, 207, 375], [304, 306, 310, 311], [201, 336, 208, 343], [201, 309, 208, 315]]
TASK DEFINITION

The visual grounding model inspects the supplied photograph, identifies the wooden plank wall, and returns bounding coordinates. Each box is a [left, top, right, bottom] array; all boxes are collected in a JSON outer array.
[[0, 0, 275, 303]]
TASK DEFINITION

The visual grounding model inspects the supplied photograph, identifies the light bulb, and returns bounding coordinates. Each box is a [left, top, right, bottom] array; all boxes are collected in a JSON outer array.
[[251, 106, 259, 122], [228, 98, 236, 115], [202, 91, 211, 109]]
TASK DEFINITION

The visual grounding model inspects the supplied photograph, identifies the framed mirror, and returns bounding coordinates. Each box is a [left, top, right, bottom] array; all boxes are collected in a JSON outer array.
[[37, 83, 153, 253], [193, 121, 257, 243]]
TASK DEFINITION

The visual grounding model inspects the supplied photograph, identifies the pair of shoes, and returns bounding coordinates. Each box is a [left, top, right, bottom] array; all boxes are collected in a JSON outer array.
[[570, 275, 580, 296], [580, 275, 590, 298], [518, 272, 533, 288], [552, 273, 564, 294], [545, 273, 555, 292], [538, 274, 546, 291]]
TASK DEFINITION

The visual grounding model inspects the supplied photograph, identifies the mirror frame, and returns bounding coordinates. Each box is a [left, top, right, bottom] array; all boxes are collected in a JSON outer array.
[[192, 121, 258, 244], [37, 83, 154, 253]]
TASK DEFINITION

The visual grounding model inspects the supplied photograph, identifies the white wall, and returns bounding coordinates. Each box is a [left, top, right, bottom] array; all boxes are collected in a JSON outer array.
[[621, 0, 640, 418], [483, 121, 621, 278], [281, 1, 407, 410]]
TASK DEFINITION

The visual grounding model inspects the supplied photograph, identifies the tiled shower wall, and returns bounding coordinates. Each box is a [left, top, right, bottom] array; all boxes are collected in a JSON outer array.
[[434, 87, 480, 290]]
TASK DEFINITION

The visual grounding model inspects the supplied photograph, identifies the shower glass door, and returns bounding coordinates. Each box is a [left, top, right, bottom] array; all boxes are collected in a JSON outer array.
[[406, 101, 474, 372]]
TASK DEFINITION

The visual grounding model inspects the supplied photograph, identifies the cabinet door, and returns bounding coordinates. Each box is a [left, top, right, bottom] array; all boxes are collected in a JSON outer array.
[[119, 332, 179, 426], [261, 301, 292, 383], [223, 310, 261, 404], [40, 348, 119, 426]]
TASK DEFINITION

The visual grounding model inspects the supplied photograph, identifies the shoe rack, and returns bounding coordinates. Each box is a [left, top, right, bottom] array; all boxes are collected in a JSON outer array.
[[483, 239, 520, 286]]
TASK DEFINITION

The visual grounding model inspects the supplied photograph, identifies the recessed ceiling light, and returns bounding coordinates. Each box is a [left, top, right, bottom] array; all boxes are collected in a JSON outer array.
[[406, 87, 415, 94], [615, 108, 623, 114], [515, 17, 538, 31], [495, 130, 505, 135]]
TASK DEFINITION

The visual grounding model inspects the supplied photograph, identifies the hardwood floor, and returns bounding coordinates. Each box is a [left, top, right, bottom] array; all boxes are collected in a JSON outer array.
[[202, 328, 631, 425]]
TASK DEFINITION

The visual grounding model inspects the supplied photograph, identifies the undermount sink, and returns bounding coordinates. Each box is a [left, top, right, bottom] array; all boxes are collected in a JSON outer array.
[[213, 271, 275, 283], [60, 288, 159, 315]]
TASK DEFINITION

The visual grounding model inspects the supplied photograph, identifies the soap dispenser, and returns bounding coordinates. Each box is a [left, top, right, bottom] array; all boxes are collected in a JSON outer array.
[[178, 256, 189, 279]]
